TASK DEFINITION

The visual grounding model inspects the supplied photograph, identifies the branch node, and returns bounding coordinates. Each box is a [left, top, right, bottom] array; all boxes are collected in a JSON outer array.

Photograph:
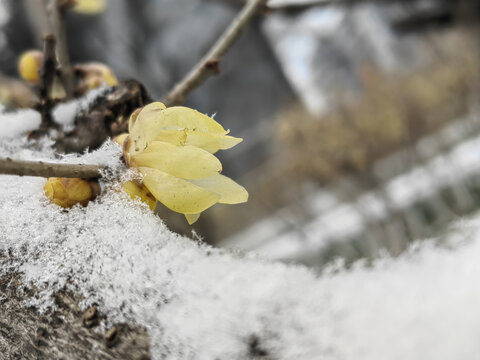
[[204, 59, 221, 74]]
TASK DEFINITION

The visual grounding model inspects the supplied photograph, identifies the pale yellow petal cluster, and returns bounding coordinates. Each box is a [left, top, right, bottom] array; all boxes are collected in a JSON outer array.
[[122, 102, 248, 223]]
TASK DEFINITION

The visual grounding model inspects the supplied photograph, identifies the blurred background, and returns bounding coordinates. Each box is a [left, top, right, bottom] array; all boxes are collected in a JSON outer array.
[[1, 0, 479, 269]]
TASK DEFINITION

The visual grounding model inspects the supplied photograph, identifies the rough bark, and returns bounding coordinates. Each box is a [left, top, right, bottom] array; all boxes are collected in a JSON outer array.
[[0, 271, 151, 360], [54, 80, 152, 154]]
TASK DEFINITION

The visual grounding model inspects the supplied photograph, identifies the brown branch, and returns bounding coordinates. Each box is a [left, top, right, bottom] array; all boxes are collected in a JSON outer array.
[[162, 0, 268, 107], [55, 80, 152, 153], [37, 33, 58, 132], [0, 157, 104, 179], [24, 0, 51, 46], [50, 0, 75, 98], [267, 0, 344, 8]]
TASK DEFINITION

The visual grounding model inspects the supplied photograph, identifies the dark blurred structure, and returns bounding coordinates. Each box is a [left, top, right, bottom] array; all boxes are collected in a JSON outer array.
[[0, 0, 479, 265]]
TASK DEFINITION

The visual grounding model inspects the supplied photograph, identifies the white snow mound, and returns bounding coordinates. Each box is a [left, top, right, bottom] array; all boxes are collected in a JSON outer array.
[[1, 112, 480, 360]]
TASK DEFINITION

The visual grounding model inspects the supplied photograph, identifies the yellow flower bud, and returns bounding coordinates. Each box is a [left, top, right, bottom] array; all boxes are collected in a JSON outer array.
[[122, 181, 156, 211], [18, 50, 43, 84], [75, 62, 118, 91], [44, 177, 93, 208]]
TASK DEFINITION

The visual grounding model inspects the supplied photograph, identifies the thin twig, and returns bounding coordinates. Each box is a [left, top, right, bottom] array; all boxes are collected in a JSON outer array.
[[0, 157, 104, 179], [267, 0, 344, 8], [38, 34, 58, 131], [162, 0, 268, 107], [49, 0, 75, 98], [24, 0, 51, 46]]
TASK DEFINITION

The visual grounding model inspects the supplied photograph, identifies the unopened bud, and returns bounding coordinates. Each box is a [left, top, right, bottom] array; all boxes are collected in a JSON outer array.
[[18, 50, 43, 84], [44, 177, 94, 208], [75, 62, 118, 92]]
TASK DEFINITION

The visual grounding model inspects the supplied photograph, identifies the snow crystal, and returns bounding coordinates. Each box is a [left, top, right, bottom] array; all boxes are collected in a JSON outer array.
[[52, 100, 79, 131], [2, 108, 480, 359]]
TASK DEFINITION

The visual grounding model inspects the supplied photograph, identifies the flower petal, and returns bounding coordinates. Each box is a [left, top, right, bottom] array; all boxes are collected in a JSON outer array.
[[190, 174, 248, 204], [185, 213, 201, 225], [129, 104, 232, 155], [129, 102, 167, 154], [153, 129, 187, 146], [140, 167, 220, 214], [122, 181, 157, 211], [128, 107, 142, 134], [185, 131, 243, 153], [132, 141, 222, 179], [163, 106, 227, 134]]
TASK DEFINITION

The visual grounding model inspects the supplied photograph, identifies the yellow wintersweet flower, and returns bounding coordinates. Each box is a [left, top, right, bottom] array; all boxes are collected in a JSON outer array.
[[118, 102, 248, 224]]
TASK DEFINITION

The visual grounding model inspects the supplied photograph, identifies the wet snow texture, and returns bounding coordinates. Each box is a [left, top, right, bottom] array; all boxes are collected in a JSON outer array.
[[2, 109, 480, 359]]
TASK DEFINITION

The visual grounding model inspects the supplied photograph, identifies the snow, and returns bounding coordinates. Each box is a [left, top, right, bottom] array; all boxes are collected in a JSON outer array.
[[0, 87, 108, 139], [2, 106, 480, 359], [0, 106, 41, 139], [52, 86, 108, 132]]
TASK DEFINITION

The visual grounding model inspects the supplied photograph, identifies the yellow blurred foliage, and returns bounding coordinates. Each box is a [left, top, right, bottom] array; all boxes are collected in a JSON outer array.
[[277, 44, 478, 183], [73, 0, 106, 15]]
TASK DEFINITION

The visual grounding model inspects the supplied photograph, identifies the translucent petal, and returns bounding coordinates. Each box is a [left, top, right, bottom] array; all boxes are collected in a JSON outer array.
[[128, 107, 142, 134], [185, 213, 201, 225], [129, 102, 167, 154], [162, 107, 227, 134], [140, 167, 220, 214], [190, 174, 248, 204], [122, 181, 156, 211], [153, 129, 187, 146], [138, 102, 167, 119], [185, 131, 243, 153], [132, 141, 222, 180], [129, 104, 231, 155]]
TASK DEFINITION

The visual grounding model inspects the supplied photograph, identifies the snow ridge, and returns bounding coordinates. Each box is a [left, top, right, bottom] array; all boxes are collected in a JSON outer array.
[[1, 111, 480, 359]]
